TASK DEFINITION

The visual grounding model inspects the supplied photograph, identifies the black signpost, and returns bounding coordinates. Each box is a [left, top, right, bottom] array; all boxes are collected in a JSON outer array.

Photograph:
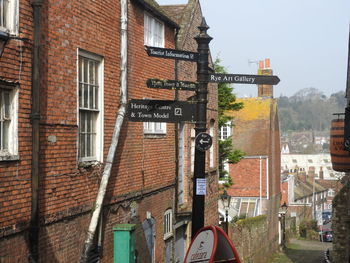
[[147, 79, 197, 91], [191, 19, 212, 239], [209, 73, 280, 85], [145, 46, 199, 62], [127, 99, 196, 123], [142, 18, 281, 241]]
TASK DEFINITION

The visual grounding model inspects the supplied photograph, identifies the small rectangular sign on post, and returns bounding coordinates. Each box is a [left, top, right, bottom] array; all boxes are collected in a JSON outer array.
[[196, 178, 206, 196], [127, 99, 196, 123], [147, 79, 197, 91], [145, 46, 199, 62], [209, 73, 280, 85]]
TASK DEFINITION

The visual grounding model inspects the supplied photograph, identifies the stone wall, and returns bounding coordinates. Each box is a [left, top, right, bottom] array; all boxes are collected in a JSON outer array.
[[228, 215, 278, 263], [332, 178, 350, 262]]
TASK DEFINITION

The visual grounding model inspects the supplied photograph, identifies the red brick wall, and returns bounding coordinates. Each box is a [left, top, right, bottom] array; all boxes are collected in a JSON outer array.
[[0, 0, 33, 237], [228, 158, 268, 197], [1, 1, 180, 262]]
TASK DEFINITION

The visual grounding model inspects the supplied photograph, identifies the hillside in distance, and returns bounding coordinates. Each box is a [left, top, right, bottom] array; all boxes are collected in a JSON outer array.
[[277, 88, 346, 134]]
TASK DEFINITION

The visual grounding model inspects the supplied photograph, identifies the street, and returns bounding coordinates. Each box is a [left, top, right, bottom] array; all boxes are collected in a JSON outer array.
[[268, 238, 332, 263]]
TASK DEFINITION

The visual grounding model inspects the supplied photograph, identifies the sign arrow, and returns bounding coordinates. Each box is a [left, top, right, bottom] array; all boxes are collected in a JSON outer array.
[[195, 132, 212, 151], [209, 73, 280, 85], [147, 79, 197, 91], [145, 46, 199, 62], [200, 139, 210, 144]]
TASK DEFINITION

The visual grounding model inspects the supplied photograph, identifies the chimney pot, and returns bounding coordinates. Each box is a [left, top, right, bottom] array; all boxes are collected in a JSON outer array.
[[259, 60, 264, 69]]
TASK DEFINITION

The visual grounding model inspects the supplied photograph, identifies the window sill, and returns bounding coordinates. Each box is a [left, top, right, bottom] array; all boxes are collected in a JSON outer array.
[[78, 159, 101, 168], [144, 134, 166, 139], [163, 233, 173, 241], [0, 154, 19, 162]]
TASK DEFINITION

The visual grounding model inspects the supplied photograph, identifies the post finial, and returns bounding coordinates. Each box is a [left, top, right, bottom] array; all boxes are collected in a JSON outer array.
[[198, 17, 209, 32], [195, 17, 212, 42]]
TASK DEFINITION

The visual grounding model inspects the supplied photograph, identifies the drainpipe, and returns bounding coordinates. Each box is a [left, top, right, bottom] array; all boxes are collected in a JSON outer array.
[[259, 156, 262, 215], [80, 0, 128, 261], [28, 0, 43, 262], [266, 157, 269, 200]]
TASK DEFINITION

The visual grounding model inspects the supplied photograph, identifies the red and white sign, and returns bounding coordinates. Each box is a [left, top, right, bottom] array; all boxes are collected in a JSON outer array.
[[184, 226, 241, 263], [185, 229, 214, 262]]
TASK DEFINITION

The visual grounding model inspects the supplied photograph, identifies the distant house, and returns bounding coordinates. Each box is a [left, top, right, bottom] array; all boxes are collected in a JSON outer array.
[[281, 142, 291, 154], [281, 154, 343, 225], [281, 153, 344, 180], [282, 171, 330, 225], [220, 60, 281, 250]]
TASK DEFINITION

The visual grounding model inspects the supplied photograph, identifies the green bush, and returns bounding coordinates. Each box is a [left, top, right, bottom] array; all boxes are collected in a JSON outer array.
[[306, 229, 319, 240], [299, 220, 318, 238]]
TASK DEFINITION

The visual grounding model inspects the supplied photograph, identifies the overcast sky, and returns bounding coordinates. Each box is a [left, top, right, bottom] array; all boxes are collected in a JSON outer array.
[[157, 0, 350, 98]]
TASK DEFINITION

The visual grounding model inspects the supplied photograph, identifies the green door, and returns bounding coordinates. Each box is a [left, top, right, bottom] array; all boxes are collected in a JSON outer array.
[[113, 224, 136, 263]]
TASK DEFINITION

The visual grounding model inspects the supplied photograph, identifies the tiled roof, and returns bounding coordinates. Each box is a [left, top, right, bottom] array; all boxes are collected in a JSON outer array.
[[227, 97, 278, 155], [133, 0, 179, 28], [317, 179, 343, 192], [227, 97, 273, 121], [160, 0, 199, 49], [294, 174, 326, 200], [161, 5, 187, 25]]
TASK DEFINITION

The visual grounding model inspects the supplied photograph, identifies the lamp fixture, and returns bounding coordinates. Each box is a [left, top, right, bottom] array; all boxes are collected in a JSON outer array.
[[221, 190, 231, 210], [280, 201, 288, 215]]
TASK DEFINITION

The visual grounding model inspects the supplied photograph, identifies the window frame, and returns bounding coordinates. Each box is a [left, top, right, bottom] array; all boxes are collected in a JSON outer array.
[[0, 0, 19, 35], [144, 12, 164, 48], [163, 209, 173, 240], [77, 49, 104, 163], [143, 13, 166, 135], [0, 83, 18, 160], [143, 121, 166, 135]]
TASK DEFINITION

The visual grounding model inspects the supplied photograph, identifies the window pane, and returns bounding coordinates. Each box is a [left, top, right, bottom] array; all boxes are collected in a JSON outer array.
[[83, 84, 89, 108], [89, 60, 95, 84], [86, 113, 91, 132], [1, 0, 9, 28], [3, 120, 9, 149], [89, 84, 94, 109], [92, 132, 96, 156], [79, 57, 83, 82], [86, 133, 91, 156], [94, 86, 98, 109], [79, 83, 83, 107], [80, 112, 86, 132], [94, 64, 98, 85], [83, 58, 88, 83]]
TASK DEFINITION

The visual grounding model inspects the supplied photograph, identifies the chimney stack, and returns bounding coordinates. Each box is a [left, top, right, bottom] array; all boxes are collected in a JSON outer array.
[[319, 167, 324, 180], [258, 58, 273, 98]]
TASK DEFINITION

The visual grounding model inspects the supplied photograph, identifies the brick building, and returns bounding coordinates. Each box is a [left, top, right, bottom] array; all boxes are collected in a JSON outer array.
[[0, 0, 218, 262], [221, 59, 281, 252]]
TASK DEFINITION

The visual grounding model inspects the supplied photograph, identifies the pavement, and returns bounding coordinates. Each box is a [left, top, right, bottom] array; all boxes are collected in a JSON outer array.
[[268, 238, 332, 263]]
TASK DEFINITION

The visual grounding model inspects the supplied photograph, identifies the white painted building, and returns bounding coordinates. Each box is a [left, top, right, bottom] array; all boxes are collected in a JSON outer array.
[[281, 153, 344, 180]]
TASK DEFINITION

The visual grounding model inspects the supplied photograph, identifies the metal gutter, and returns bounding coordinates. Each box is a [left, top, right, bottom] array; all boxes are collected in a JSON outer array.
[[28, 0, 43, 262]]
